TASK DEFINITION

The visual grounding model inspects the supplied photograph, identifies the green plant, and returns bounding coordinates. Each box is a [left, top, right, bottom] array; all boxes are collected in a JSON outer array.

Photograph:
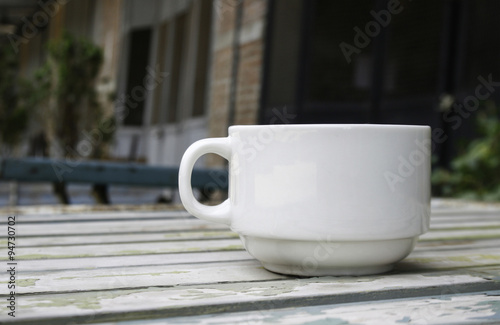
[[0, 44, 30, 155], [26, 31, 114, 159], [432, 102, 500, 201]]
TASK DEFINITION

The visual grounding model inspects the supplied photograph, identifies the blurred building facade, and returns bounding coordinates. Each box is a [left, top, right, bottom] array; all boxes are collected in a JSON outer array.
[[2, 0, 500, 167]]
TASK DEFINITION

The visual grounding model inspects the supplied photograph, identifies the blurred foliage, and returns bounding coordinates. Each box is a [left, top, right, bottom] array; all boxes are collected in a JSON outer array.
[[432, 102, 500, 201], [0, 44, 30, 153], [25, 31, 115, 158]]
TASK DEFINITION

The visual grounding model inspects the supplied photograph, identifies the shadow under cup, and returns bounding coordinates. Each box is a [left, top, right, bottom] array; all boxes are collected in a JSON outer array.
[[179, 124, 431, 276]]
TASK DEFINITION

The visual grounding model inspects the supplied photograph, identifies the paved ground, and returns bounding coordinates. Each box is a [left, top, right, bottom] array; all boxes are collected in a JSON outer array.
[[0, 182, 174, 206]]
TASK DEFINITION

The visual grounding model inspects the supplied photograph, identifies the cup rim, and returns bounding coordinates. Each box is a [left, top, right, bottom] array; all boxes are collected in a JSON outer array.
[[229, 124, 430, 132]]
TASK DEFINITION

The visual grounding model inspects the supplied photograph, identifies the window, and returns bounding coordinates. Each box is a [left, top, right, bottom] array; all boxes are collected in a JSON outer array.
[[192, 0, 212, 117], [306, 0, 374, 103], [460, 0, 500, 93], [167, 13, 187, 124], [151, 22, 170, 125], [124, 28, 152, 126]]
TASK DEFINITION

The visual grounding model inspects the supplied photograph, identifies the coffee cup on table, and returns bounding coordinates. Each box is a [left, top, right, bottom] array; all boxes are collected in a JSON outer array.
[[179, 124, 431, 276]]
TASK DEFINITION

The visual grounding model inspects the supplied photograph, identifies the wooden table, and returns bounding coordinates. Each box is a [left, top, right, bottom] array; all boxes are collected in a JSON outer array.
[[1, 199, 500, 324]]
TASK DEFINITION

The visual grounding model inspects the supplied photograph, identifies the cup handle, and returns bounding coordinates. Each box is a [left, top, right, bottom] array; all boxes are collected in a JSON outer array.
[[178, 137, 232, 225]]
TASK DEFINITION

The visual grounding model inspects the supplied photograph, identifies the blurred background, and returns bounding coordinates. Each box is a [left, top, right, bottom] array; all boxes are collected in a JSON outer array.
[[1, 0, 500, 204]]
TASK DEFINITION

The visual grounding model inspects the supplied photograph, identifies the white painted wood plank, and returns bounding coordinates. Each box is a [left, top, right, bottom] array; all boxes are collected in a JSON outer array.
[[430, 211, 500, 219], [0, 238, 243, 260], [15, 250, 255, 272], [0, 225, 497, 248], [4, 272, 497, 323], [429, 220, 500, 230], [431, 199, 500, 212], [432, 209, 500, 216], [414, 238, 500, 253], [6, 209, 500, 225], [407, 244, 500, 259], [399, 248, 500, 271], [430, 216, 500, 227], [14, 210, 499, 223], [0, 218, 229, 237], [11, 210, 192, 223], [8, 225, 499, 248], [8, 209, 500, 224], [421, 228, 500, 241], [0, 230, 238, 247], [116, 292, 500, 325], [12, 260, 289, 294]]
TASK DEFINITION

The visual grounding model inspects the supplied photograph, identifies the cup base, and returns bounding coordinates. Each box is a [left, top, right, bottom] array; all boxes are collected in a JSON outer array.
[[240, 235, 417, 276], [262, 262, 394, 277]]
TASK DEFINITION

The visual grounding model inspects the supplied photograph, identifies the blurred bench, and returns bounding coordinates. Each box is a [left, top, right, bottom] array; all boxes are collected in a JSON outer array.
[[0, 158, 228, 204]]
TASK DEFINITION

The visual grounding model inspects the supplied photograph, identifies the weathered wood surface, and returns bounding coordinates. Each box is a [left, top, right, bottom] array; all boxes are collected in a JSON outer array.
[[0, 199, 499, 324]]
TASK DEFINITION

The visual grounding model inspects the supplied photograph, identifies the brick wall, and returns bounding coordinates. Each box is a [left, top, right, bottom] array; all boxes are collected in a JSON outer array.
[[207, 0, 268, 166]]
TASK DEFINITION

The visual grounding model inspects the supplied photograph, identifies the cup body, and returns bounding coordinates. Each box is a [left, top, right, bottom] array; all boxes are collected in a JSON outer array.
[[228, 124, 431, 241], [179, 124, 431, 275]]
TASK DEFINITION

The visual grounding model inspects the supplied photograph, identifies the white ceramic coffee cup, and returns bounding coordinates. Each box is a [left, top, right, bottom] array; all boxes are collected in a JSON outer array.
[[179, 124, 431, 276]]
